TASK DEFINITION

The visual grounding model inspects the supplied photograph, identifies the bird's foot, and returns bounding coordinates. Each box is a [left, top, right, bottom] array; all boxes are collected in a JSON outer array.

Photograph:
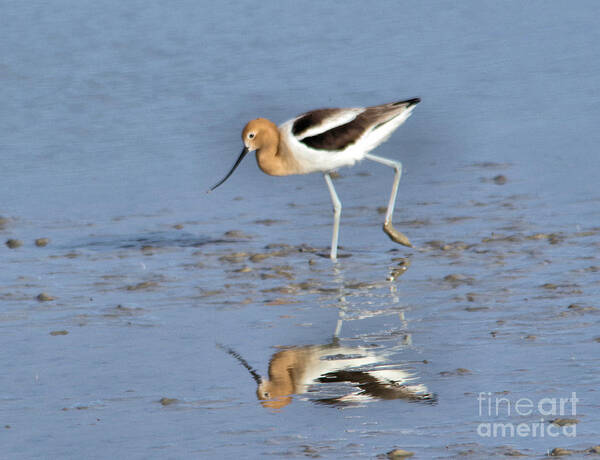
[[383, 222, 412, 247]]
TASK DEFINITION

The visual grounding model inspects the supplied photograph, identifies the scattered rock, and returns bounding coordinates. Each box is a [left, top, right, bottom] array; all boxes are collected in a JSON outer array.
[[219, 252, 248, 263], [36, 293, 55, 302], [550, 419, 578, 426], [425, 240, 469, 251], [465, 306, 489, 312], [425, 240, 446, 250], [549, 447, 573, 456], [5, 239, 22, 249], [565, 304, 597, 314], [541, 283, 558, 290], [173, 224, 184, 230], [377, 206, 387, 215], [548, 234, 564, 245], [493, 174, 507, 185], [387, 449, 414, 458], [398, 218, 430, 227], [264, 298, 298, 306], [50, 330, 68, 336], [254, 219, 282, 226], [35, 238, 50, 247], [126, 281, 158, 291], [439, 368, 471, 377], [589, 446, 600, 454], [301, 445, 319, 456], [524, 335, 537, 340], [444, 273, 474, 286], [224, 230, 251, 239], [249, 253, 272, 263], [504, 448, 525, 456], [159, 397, 178, 406], [481, 233, 520, 243], [527, 233, 550, 240], [234, 266, 253, 273]]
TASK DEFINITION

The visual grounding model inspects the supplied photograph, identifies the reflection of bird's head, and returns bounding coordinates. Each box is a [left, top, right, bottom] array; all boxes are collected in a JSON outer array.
[[257, 380, 293, 409]]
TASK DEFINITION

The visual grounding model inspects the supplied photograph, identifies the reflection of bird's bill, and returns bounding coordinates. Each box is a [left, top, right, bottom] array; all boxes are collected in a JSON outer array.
[[216, 343, 262, 385]]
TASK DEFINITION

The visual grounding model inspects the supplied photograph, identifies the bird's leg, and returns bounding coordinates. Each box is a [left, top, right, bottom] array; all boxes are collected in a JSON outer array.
[[324, 173, 342, 260], [364, 153, 412, 247]]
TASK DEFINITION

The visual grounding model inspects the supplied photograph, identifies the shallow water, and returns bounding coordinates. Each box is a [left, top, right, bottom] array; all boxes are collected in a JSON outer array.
[[2, 1, 600, 458]]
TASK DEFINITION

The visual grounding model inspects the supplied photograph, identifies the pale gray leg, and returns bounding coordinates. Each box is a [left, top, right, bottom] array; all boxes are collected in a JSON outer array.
[[324, 172, 341, 260], [364, 153, 412, 247]]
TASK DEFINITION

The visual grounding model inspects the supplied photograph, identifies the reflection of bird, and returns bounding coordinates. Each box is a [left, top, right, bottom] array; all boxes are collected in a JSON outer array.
[[218, 343, 436, 410], [209, 99, 421, 260]]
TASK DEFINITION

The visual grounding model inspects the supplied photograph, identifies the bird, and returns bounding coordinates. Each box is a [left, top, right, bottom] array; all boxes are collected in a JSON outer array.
[[209, 98, 421, 260]]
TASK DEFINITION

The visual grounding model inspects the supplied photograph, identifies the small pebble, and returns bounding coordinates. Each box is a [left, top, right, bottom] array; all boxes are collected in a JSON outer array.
[[36, 293, 56, 302], [493, 174, 507, 185], [159, 397, 178, 406], [126, 281, 158, 291], [550, 418, 578, 426], [5, 239, 23, 249], [387, 449, 414, 459], [224, 230, 251, 239], [35, 238, 50, 247], [549, 447, 573, 456], [50, 330, 68, 336]]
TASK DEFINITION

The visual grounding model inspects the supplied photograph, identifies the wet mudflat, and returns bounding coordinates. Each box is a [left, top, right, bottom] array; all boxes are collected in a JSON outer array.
[[2, 1, 600, 459], [2, 161, 599, 458]]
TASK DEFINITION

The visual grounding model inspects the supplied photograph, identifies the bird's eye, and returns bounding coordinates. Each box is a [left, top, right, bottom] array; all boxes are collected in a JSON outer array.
[[248, 133, 255, 139]]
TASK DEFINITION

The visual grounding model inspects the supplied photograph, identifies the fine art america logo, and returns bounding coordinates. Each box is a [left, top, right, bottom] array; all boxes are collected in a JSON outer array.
[[477, 392, 578, 438]]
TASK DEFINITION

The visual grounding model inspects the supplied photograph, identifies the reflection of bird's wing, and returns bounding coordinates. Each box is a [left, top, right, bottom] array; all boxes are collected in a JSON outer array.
[[299, 346, 380, 385], [316, 368, 436, 404]]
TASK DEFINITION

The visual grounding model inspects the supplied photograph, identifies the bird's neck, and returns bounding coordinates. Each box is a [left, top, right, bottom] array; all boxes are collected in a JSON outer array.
[[255, 130, 300, 176]]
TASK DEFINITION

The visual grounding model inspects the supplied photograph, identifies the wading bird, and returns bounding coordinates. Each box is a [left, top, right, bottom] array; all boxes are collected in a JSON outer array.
[[209, 98, 420, 260]]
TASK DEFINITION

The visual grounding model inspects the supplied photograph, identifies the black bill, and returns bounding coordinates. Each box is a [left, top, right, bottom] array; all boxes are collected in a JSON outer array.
[[207, 146, 249, 192]]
